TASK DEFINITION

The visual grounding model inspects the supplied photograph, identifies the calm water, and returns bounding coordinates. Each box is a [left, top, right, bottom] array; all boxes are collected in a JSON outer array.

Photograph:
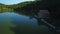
[[0, 12, 53, 34]]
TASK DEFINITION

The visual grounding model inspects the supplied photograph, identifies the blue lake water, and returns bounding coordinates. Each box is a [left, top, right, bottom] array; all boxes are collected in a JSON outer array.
[[0, 12, 53, 34]]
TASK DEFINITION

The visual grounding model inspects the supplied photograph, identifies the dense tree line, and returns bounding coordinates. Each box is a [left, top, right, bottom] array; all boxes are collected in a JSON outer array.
[[0, 1, 33, 12], [14, 0, 48, 16]]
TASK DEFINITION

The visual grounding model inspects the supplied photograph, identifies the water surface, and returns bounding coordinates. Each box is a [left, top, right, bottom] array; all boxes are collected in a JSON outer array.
[[0, 12, 53, 34]]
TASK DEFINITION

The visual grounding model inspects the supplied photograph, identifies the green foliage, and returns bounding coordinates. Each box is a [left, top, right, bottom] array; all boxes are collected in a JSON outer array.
[[9, 1, 32, 9], [0, 1, 33, 13], [0, 4, 14, 12]]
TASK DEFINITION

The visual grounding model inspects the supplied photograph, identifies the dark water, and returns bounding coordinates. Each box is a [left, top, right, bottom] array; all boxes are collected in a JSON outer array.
[[0, 12, 53, 34]]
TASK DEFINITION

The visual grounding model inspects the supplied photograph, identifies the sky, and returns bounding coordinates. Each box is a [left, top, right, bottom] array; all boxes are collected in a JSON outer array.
[[0, 0, 35, 5]]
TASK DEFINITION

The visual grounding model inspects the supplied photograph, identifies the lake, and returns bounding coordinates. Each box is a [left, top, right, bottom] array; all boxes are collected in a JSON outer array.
[[0, 12, 53, 34]]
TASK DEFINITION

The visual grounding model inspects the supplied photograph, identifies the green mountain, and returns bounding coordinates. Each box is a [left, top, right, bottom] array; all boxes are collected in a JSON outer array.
[[0, 1, 34, 13]]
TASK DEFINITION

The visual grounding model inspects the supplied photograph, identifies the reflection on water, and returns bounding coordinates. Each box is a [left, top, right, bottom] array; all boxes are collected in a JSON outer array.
[[0, 12, 53, 34]]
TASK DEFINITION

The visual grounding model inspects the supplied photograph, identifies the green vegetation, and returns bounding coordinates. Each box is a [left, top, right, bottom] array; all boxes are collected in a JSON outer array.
[[0, 0, 46, 15], [0, 4, 14, 12], [9, 1, 32, 8], [0, 0, 45, 13], [13, 0, 47, 16], [0, 1, 33, 13]]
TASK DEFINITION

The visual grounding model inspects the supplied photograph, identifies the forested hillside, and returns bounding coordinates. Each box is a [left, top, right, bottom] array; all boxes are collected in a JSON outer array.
[[0, 1, 34, 12]]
